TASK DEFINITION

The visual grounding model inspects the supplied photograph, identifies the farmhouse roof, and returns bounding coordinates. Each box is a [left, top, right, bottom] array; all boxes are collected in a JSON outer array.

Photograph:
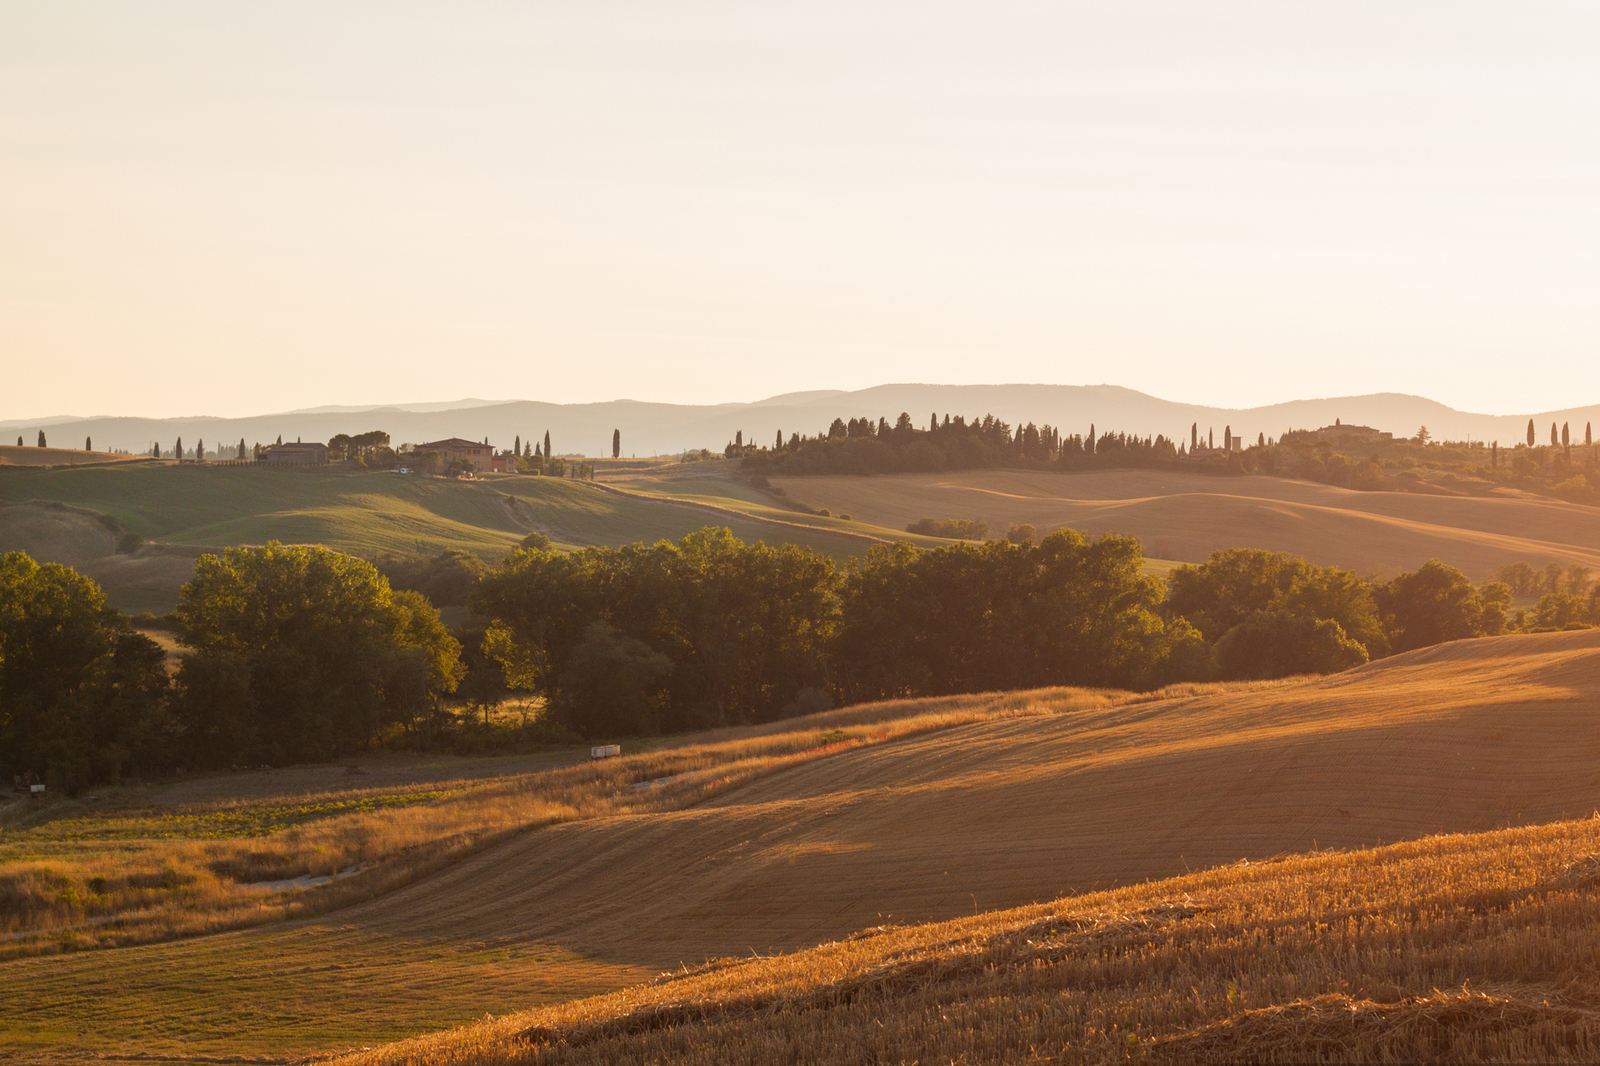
[[415, 438, 489, 450]]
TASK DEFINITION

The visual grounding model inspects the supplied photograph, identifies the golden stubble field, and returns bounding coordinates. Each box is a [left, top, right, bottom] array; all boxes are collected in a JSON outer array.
[[9, 629, 1600, 1061], [343, 815, 1600, 1065], [769, 468, 1600, 575]]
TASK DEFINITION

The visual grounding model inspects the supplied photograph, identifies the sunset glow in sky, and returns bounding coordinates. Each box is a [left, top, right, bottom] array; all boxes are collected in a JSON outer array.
[[5, 2, 1600, 418]]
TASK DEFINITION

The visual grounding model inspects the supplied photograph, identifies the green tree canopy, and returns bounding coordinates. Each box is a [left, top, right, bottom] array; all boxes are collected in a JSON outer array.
[[1215, 610, 1368, 680], [1165, 548, 1385, 656], [0, 552, 170, 789], [1378, 560, 1483, 653], [172, 543, 462, 764]]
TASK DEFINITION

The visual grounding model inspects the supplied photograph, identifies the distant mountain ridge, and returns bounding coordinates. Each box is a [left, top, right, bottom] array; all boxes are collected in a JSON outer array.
[[3, 385, 1596, 459]]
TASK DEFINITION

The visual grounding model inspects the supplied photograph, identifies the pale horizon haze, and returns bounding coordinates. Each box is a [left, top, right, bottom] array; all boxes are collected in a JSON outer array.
[[5, 2, 1600, 420]]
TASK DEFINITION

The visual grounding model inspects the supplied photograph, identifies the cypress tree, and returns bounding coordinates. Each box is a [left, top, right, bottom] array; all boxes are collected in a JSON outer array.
[[1087, 424, 1095, 455], [176, 436, 184, 460], [196, 438, 205, 462], [1588, 423, 1594, 447], [1552, 422, 1559, 446], [16, 436, 22, 447], [776, 429, 783, 451], [1563, 422, 1570, 447], [1527, 419, 1535, 447], [544, 431, 551, 459], [37, 430, 46, 447], [1491, 441, 1498, 468], [85, 436, 92, 451], [238, 438, 247, 459], [613, 428, 621, 458], [515, 434, 521, 456], [276, 435, 283, 446], [1225, 425, 1232, 453]]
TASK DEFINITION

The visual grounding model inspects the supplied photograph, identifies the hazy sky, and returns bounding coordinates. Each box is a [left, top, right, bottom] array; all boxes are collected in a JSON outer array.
[[5, 2, 1600, 419]]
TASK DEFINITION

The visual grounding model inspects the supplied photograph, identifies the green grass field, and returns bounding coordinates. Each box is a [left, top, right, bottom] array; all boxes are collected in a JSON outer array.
[[0, 465, 884, 611]]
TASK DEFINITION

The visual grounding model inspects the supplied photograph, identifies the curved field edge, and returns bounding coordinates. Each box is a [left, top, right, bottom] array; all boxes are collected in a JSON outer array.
[[338, 815, 1600, 1066]]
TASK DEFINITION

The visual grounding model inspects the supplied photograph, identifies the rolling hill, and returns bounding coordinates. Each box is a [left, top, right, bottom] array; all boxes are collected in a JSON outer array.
[[0, 464, 883, 612], [0, 445, 147, 468], [344, 814, 1600, 1065], [770, 468, 1600, 577], [9, 628, 1600, 1061]]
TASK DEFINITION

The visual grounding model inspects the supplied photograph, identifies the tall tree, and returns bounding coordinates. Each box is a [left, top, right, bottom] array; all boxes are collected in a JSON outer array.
[[1087, 424, 1095, 454], [175, 436, 184, 460], [37, 430, 46, 447], [1588, 423, 1594, 447], [85, 436, 91, 451], [172, 543, 462, 764], [1224, 425, 1232, 453], [613, 428, 621, 458], [544, 430, 551, 460], [514, 434, 521, 456], [1528, 419, 1536, 447], [238, 437, 247, 460], [0, 552, 171, 789], [196, 438, 205, 462], [1563, 422, 1570, 447], [1552, 422, 1559, 446], [776, 429, 783, 451]]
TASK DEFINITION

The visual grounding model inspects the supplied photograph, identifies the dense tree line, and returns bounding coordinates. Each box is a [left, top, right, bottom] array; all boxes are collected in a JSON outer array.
[[474, 530, 1535, 737], [1, 545, 464, 791], [739, 411, 1182, 476], [3, 527, 1560, 787]]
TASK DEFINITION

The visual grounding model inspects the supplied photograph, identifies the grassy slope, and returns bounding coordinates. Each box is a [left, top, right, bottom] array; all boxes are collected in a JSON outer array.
[[0, 465, 878, 611], [0, 444, 146, 467], [10, 630, 1600, 1060], [343, 815, 1600, 1065], [771, 467, 1600, 576]]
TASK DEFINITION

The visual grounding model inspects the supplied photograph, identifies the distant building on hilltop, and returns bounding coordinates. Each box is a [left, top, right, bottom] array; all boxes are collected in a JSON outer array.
[[259, 442, 328, 465], [1313, 423, 1393, 442], [415, 437, 494, 474]]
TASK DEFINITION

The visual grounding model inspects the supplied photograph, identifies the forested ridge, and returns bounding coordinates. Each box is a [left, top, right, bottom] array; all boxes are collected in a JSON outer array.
[[738, 411, 1186, 476]]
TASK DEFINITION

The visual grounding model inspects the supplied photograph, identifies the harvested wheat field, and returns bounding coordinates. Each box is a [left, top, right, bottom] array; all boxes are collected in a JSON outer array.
[[771, 468, 1600, 575], [337, 814, 1600, 1065], [10, 630, 1600, 1061]]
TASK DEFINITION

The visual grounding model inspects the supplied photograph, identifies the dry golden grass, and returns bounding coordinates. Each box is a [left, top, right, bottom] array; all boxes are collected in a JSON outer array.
[[336, 815, 1600, 1065], [0, 686, 1120, 959], [771, 467, 1600, 575], [14, 630, 1600, 1062]]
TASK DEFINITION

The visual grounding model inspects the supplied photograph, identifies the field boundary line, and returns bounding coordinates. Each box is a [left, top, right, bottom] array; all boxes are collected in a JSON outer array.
[[582, 479, 896, 547]]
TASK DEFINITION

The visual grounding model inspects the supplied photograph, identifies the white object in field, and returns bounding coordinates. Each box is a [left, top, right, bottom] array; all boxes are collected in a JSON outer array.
[[29, 784, 45, 793], [590, 744, 621, 760]]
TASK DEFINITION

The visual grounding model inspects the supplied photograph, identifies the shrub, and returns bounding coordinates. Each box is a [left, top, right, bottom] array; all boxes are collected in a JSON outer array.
[[905, 518, 989, 540], [1215, 611, 1368, 680]]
